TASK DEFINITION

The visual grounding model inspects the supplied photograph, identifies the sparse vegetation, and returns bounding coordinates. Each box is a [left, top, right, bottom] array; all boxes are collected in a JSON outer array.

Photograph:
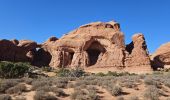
[[34, 90, 58, 100], [0, 94, 11, 100], [56, 68, 86, 77], [6, 84, 26, 94], [0, 62, 29, 78], [143, 86, 160, 100], [0, 68, 169, 99], [0, 79, 20, 93], [109, 85, 122, 96]]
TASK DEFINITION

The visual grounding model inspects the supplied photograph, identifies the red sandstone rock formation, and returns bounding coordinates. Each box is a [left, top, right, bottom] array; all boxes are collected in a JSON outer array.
[[40, 21, 151, 71], [125, 34, 151, 68], [0, 39, 37, 62], [0, 21, 152, 72], [151, 42, 170, 69]]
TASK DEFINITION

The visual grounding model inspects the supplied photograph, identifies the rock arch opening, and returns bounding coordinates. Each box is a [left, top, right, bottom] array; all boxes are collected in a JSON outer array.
[[32, 48, 52, 67], [86, 41, 105, 66]]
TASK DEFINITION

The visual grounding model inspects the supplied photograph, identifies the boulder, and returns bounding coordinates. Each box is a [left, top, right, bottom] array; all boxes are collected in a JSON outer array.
[[151, 42, 170, 69]]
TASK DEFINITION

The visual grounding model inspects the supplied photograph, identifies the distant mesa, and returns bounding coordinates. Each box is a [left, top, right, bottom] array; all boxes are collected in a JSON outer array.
[[0, 20, 168, 73]]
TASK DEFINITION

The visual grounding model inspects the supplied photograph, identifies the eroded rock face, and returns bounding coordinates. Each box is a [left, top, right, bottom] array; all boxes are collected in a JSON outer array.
[[0, 21, 152, 71], [41, 21, 126, 68], [151, 42, 170, 69], [40, 21, 151, 71], [0, 39, 37, 62], [125, 34, 151, 68]]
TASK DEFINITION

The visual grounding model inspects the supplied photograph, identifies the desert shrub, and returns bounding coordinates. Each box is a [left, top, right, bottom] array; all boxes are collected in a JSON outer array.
[[87, 90, 99, 100], [71, 88, 99, 100], [52, 78, 68, 88], [143, 86, 160, 100], [70, 89, 86, 100], [42, 66, 52, 72], [0, 62, 29, 78], [109, 85, 122, 96], [52, 87, 66, 97], [22, 77, 33, 85], [0, 79, 20, 93], [105, 71, 136, 77], [86, 86, 99, 100], [0, 94, 11, 100], [6, 84, 26, 94], [36, 85, 52, 92], [123, 81, 137, 88], [119, 76, 140, 88], [163, 79, 170, 88], [67, 83, 74, 88], [153, 71, 163, 75], [31, 78, 51, 90], [144, 77, 162, 88], [95, 72, 106, 77], [56, 68, 70, 77], [139, 74, 146, 79], [56, 68, 85, 77], [35, 85, 66, 97], [34, 90, 58, 100]]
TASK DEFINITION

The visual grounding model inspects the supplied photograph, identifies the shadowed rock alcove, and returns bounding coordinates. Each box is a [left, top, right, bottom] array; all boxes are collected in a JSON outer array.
[[86, 41, 105, 66]]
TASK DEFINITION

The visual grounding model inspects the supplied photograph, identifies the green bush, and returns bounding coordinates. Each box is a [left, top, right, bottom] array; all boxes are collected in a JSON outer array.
[[95, 71, 136, 77], [0, 62, 30, 78], [95, 72, 106, 77], [56, 68, 85, 77]]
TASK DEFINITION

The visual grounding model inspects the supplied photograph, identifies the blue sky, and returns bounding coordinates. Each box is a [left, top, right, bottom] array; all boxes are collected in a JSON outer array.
[[0, 0, 170, 53]]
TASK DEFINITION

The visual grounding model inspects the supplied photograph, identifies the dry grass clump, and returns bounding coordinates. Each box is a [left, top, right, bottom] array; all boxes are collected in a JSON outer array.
[[5, 84, 26, 94], [34, 84, 66, 97], [51, 87, 67, 97], [0, 79, 21, 93], [52, 79, 68, 88], [163, 78, 170, 88], [144, 76, 162, 88], [71, 86, 99, 100], [22, 77, 33, 85], [0, 94, 11, 100], [118, 76, 141, 88], [34, 90, 58, 100], [143, 86, 160, 100], [108, 85, 123, 96], [31, 78, 51, 90]]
